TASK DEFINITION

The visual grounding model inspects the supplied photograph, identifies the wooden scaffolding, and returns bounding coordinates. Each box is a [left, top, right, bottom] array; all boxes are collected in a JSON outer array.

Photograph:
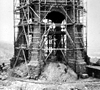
[[13, 0, 87, 76]]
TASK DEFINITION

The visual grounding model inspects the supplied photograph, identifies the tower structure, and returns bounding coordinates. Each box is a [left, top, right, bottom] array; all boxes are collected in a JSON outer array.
[[13, 0, 87, 76]]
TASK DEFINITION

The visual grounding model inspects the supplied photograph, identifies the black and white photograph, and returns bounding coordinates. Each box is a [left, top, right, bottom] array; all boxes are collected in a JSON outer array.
[[0, 0, 100, 90]]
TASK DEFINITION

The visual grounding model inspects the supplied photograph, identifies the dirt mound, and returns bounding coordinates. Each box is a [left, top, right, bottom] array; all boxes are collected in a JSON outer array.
[[13, 63, 28, 77], [39, 62, 77, 82], [11, 62, 77, 82]]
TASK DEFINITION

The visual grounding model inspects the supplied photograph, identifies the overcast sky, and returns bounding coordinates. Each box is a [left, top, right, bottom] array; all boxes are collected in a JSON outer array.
[[0, 0, 100, 58]]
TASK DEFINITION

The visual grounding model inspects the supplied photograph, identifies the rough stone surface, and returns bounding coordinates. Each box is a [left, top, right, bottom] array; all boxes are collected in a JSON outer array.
[[1, 79, 100, 90], [39, 62, 77, 82], [14, 63, 28, 77]]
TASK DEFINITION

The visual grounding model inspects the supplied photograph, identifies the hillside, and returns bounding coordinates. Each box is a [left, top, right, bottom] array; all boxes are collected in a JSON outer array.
[[0, 41, 14, 64]]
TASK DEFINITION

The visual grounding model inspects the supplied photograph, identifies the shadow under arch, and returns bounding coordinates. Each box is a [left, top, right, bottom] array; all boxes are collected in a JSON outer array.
[[46, 8, 66, 23]]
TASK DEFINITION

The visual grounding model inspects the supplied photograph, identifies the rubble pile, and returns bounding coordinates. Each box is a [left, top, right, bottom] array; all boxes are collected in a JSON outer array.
[[0, 63, 9, 80], [14, 63, 28, 77], [40, 62, 77, 82], [28, 65, 40, 79], [11, 61, 41, 79], [11, 61, 77, 82], [0, 72, 8, 80]]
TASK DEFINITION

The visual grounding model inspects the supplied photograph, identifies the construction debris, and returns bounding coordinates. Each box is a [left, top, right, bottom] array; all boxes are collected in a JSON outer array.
[[0, 63, 10, 80], [10, 62, 77, 82], [40, 62, 77, 82], [0, 72, 8, 80], [13, 63, 28, 77], [28, 65, 40, 79]]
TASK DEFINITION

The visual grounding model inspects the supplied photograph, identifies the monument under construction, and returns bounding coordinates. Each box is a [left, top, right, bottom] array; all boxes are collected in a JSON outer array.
[[12, 0, 87, 77]]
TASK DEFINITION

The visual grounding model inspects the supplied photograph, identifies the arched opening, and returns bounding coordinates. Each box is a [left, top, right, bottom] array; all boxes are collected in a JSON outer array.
[[44, 11, 66, 62], [46, 11, 65, 23]]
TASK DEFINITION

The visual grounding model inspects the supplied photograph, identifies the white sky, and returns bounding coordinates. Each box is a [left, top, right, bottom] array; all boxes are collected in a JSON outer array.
[[0, 0, 13, 43], [0, 0, 100, 58], [87, 0, 100, 57]]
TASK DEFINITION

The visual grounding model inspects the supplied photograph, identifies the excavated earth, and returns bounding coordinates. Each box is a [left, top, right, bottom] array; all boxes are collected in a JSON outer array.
[[0, 62, 100, 90], [39, 62, 77, 82]]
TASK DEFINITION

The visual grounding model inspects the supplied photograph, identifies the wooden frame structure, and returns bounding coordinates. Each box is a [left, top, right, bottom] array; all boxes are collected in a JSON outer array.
[[13, 0, 87, 75]]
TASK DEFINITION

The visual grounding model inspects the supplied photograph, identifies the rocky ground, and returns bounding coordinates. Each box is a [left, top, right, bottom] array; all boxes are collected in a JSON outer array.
[[0, 41, 100, 90], [0, 62, 100, 90], [39, 62, 77, 82], [0, 77, 100, 90]]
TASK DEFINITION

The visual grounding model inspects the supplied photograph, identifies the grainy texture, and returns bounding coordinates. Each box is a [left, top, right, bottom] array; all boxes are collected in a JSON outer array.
[[40, 62, 77, 82]]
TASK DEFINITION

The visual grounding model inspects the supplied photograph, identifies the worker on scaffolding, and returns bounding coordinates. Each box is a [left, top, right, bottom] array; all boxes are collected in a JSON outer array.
[[0, 65, 3, 73]]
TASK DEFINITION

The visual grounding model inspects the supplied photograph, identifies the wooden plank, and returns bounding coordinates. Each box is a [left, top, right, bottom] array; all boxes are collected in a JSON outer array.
[[86, 65, 100, 70]]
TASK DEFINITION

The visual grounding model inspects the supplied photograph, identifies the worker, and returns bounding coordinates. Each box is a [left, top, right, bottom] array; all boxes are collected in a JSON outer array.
[[2, 63, 5, 67], [0, 65, 3, 73], [2, 63, 6, 72]]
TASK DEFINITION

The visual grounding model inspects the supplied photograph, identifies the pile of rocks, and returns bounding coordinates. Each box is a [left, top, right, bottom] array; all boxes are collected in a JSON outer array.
[[13, 63, 28, 77], [28, 65, 40, 79], [11, 61, 77, 82], [39, 62, 77, 82], [11, 62, 41, 79]]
